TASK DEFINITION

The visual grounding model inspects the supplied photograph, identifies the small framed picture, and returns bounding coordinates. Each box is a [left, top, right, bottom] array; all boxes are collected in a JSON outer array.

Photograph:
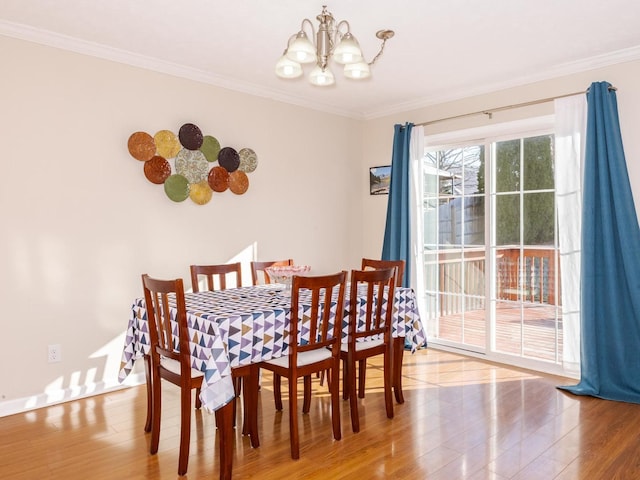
[[369, 165, 391, 195]]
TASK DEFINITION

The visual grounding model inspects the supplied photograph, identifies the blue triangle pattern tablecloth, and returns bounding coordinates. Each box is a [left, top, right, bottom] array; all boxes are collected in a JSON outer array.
[[118, 284, 426, 411]]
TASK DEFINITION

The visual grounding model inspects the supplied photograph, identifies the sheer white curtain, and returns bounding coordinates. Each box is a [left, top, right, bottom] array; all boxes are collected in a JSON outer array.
[[409, 126, 425, 312], [554, 94, 587, 375]]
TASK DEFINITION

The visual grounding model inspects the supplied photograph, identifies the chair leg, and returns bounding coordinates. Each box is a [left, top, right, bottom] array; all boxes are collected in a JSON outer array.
[[318, 369, 331, 388], [302, 375, 312, 414], [233, 377, 241, 429], [144, 355, 153, 433], [178, 386, 192, 476], [348, 355, 360, 433], [341, 358, 349, 400], [288, 376, 300, 460], [195, 387, 202, 410], [383, 351, 394, 420], [245, 366, 260, 448], [150, 373, 162, 454], [330, 362, 341, 441], [393, 337, 405, 404], [358, 359, 367, 398], [241, 382, 249, 435], [274, 373, 283, 411]]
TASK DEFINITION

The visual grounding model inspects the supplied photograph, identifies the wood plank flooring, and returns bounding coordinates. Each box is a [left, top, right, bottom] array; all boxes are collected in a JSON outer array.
[[2, 349, 640, 479]]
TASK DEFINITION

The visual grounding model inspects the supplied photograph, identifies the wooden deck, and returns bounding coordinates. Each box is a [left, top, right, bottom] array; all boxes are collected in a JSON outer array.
[[436, 300, 563, 363], [428, 246, 563, 364]]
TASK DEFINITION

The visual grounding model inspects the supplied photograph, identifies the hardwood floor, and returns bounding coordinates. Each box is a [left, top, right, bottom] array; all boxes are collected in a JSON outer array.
[[2, 349, 640, 479]]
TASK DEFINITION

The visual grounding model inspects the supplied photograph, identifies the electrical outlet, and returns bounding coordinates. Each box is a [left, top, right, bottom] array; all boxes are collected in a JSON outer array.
[[48, 344, 61, 363]]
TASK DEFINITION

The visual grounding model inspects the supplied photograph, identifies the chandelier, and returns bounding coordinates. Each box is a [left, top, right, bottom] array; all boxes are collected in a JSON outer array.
[[275, 5, 394, 87]]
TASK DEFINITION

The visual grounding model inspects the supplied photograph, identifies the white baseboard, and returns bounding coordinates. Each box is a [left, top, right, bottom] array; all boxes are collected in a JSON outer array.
[[0, 372, 147, 418]]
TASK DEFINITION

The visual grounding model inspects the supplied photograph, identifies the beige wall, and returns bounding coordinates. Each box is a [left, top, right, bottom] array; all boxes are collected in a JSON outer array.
[[0, 36, 364, 414], [3, 31, 640, 415]]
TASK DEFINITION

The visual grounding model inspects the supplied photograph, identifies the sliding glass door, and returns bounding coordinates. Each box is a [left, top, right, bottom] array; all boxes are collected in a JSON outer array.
[[422, 128, 563, 370]]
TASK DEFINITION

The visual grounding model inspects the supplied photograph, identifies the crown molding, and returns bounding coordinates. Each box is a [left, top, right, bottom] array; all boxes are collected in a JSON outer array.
[[363, 45, 640, 119], [2, 19, 639, 121], [0, 19, 361, 119]]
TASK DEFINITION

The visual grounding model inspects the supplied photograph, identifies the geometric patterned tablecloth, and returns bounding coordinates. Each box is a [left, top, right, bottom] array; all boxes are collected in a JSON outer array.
[[118, 283, 426, 412]]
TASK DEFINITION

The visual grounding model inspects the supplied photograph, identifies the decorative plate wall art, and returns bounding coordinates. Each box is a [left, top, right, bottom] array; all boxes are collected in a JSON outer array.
[[175, 149, 209, 183], [127, 132, 156, 161], [127, 122, 258, 205], [208, 166, 230, 192], [238, 148, 258, 173], [143, 155, 172, 184]]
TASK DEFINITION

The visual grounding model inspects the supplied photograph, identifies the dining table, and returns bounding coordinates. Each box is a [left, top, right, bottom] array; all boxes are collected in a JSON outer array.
[[118, 282, 426, 479]]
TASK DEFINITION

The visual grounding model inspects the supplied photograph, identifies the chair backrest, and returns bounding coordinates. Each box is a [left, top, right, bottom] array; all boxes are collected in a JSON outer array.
[[288, 271, 347, 362], [189, 262, 242, 292], [361, 258, 405, 288], [348, 267, 396, 345], [251, 259, 294, 285], [141, 274, 190, 368]]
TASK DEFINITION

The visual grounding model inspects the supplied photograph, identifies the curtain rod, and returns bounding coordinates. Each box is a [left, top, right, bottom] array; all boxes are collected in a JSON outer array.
[[417, 85, 617, 127]]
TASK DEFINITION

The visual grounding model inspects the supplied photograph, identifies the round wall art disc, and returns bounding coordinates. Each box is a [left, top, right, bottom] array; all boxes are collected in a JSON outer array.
[[208, 165, 229, 192], [189, 181, 213, 205], [200, 135, 221, 162], [238, 148, 258, 173], [218, 147, 240, 172], [154, 130, 181, 159], [229, 170, 249, 195], [144, 155, 172, 184], [175, 148, 209, 183], [164, 174, 190, 202], [178, 123, 204, 150], [128, 131, 156, 161]]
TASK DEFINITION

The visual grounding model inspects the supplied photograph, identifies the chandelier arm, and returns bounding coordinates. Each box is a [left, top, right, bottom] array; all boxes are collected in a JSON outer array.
[[368, 37, 390, 66], [335, 19, 351, 36], [300, 18, 316, 46], [282, 34, 298, 55]]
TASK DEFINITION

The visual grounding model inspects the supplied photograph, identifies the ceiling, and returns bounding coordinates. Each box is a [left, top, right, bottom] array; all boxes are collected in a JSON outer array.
[[2, 0, 640, 119]]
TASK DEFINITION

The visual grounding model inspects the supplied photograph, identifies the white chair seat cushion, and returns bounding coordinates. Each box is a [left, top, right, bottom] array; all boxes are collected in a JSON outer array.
[[160, 356, 204, 379], [340, 338, 384, 353], [264, 348, 333, 368]]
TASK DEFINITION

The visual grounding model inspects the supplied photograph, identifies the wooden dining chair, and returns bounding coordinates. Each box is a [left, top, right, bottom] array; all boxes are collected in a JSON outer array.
[[254, 271, 347, 459], [189, 262, 242, 292], [250, 259, 294, 285], [142, 274, 203, 476], [361, 257, 405, 287], [360, 258, 406, 402], [341, 267, 396, 433], [189, 262, 250, 432], [251, 259, 300, 414]]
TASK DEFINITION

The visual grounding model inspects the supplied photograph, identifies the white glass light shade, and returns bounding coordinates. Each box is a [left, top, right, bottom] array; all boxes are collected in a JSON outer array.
[[333, 33, 363, 64], [343, 61, 371, 79], [309, 65, 335, 86], [275, 55, 303, 79], [285, 32, 317, 64]]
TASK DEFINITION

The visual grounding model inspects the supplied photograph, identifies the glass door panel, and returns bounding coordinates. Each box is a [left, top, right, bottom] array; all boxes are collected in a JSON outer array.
[[423, 144, 485, 351], [423, 132, 563, 369], [492, 135, 562, 363]]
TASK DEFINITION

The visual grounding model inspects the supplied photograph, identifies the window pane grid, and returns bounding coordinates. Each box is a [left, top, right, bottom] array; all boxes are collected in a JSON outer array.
[[423, 128, 562, 368]]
